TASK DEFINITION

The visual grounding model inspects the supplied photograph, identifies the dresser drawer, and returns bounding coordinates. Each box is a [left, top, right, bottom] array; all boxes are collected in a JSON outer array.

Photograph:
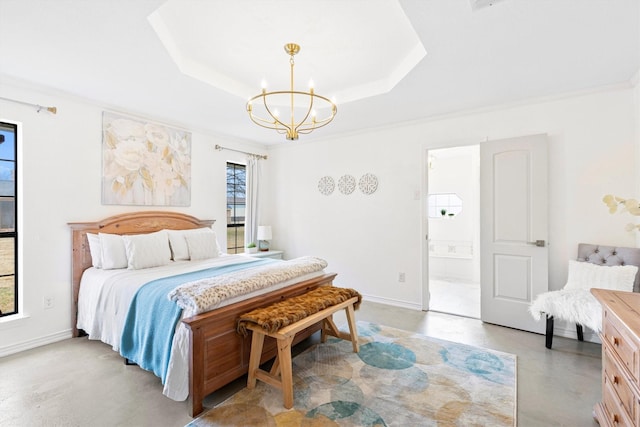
[[603, 308, 640, 383], [603, 379, 635, 427], [604, 347, 637, 422], [592, 289, 640, 427]]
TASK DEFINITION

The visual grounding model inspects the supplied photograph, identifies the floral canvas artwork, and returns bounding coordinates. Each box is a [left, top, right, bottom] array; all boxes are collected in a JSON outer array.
[[102, 112, 191, 206]]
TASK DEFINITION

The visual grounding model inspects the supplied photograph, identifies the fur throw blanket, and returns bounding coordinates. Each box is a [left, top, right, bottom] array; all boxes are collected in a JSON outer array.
[[237, 286, 362, 336], [169, 256, 328, 315], [529, 288, 602, 333]]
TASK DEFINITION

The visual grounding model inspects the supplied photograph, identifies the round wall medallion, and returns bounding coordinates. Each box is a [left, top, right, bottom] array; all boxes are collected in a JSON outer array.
[[338, 174, 356, 195], [318, 176, 335, 195], [358, 173, 378, 195]]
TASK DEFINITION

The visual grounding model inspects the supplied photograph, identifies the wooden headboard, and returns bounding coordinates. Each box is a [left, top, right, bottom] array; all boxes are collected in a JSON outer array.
[[68, 211, 215, 336]]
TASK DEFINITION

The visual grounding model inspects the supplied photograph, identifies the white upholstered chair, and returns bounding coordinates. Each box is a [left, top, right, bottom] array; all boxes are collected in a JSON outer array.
[[529, 244, 640, 349]]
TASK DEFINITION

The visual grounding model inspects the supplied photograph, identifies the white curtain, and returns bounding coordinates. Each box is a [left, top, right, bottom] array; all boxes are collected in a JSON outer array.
[[244, 155, 261, 247]]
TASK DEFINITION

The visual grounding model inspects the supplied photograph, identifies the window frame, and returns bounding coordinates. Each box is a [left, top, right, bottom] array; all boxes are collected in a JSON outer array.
[[0, 121, 17, 318], [226, 162, 246, 254]]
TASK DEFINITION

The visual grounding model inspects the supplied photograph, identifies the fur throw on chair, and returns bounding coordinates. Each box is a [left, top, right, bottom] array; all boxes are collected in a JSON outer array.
[[529, 288, 602, 333]]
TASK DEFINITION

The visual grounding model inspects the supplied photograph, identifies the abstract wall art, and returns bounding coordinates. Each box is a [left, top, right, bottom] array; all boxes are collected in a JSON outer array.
[[102, 111, 191, 206]]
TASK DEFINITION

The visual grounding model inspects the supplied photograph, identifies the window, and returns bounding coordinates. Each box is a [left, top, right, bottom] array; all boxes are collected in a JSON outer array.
[[226, 162, 246, 254], [428, 193, 462, 218], [0, 122, 17, 317]]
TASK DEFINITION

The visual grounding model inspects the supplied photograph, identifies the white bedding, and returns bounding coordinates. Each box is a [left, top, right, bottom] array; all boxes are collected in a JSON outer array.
[[76, 254, 325, 400]]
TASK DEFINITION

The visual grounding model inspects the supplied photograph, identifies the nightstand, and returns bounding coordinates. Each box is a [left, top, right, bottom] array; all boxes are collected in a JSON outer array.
[[251, 250, 284, 260]]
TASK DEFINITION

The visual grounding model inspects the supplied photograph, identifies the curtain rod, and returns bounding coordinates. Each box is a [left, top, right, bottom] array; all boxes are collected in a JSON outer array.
[[0, 96, 57, 114], [214, 144, 267, 160]]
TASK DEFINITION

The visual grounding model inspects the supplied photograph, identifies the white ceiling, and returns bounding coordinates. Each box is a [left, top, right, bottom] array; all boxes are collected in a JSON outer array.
[[0, 0, 638, 145], [149, 0, 427, 104]]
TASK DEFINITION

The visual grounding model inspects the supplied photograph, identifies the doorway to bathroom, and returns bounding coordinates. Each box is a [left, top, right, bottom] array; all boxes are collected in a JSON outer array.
[[427, 145, 480, 318]]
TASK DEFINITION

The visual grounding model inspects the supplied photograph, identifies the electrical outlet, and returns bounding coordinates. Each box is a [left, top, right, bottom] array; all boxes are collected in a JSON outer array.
[[43, 296, 54, 309], [398, 272, 406, 283]]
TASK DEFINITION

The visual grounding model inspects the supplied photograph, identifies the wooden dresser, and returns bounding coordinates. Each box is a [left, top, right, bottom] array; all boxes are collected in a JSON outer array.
[[592, 288, 640, 426]]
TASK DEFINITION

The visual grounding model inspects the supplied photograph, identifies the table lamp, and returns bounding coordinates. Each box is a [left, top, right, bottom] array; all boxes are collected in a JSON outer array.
[[257, 226, 272, 252]]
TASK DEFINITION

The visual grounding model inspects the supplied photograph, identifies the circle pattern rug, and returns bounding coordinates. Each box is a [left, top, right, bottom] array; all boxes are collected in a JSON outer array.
[[187, 321, 516, 426]]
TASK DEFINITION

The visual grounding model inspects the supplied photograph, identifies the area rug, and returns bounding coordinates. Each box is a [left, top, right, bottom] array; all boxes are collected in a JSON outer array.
[[187, 321, 517, 426]]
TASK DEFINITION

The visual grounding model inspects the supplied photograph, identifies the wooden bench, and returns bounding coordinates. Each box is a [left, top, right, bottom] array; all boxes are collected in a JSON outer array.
[[240, 287, 360, 409]]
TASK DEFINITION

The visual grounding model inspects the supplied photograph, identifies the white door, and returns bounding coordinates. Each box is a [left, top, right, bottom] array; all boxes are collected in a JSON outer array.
[[480, 134, 548, 332]]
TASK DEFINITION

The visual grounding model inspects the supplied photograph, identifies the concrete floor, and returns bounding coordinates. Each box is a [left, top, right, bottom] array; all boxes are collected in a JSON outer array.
[[429, 277, 481, 318], [0, 301, 601, 427]]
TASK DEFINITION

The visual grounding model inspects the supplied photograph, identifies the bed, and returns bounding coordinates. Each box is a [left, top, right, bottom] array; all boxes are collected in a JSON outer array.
[[68, 211, 336, 416]]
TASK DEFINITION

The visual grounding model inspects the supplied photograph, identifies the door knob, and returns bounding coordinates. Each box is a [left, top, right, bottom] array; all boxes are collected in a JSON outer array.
[[528, 240, 546, 247]]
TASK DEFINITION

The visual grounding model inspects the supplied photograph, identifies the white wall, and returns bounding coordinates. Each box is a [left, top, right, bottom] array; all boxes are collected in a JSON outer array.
[[1, 77, 637, 355], [0, 78, 267, 356], [266, 85, 639, 312]]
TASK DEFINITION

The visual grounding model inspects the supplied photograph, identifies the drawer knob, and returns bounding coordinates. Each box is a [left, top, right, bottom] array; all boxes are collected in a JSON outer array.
[[613, 337, 620, 346], [612, 414, 619, 424], [612, 375, 619, 385]]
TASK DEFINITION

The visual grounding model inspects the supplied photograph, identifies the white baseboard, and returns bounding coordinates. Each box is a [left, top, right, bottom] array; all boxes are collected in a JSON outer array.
[[551, 321, 601, 344], [0, 329, 72, 358], [361, 294, 423, 311]]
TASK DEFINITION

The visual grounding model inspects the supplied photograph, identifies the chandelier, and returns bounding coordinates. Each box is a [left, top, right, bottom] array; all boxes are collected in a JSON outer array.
[[246, 43, 337, 141]]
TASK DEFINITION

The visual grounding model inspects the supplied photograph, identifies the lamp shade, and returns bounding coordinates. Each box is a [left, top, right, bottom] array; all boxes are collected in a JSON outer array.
[[257, 226, 272, 241]]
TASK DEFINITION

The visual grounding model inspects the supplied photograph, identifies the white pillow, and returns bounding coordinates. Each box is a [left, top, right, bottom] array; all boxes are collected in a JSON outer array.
[[564, 259, 638, 292], [123, 230, 171, 270], [86, 233, 102, 268], [184, 232, 220, 261], [99, 233, 128, 270], [166, 228, 221, 260], [166, 229, 191, 261]]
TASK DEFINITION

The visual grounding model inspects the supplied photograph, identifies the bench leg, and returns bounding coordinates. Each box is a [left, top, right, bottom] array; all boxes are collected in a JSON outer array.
[[345, 304, 359, 353], [545, 315, 554, 349], [247, 331, 266, 389], [322, 316, 343, 344], [321, 319, 329, 343], [320, 305, 360, 353], [277, 336, 295, 409], [270, 355, 281, 377]]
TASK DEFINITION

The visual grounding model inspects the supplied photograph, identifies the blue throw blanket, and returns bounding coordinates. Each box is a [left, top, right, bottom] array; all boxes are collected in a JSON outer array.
[[120, 258, 275, 383]]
